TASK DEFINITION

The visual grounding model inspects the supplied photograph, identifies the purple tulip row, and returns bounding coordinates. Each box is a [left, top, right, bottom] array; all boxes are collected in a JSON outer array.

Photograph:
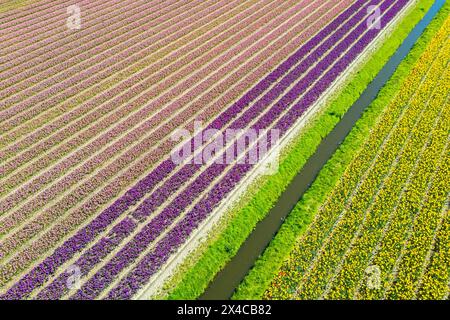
[[108, 163, 253, 300], [0, 0, 337, 289], [0, 2, 370, 300], [0, 0, 232, 120], [104, 0, 409, 299], [39, 129, 278, 299], [249, 0, 396, 133], [37, 216, 139, 300], [35, 162, 201, 299], [0, 0, 313, 243], [75, 162, 237, 300], [225, 0, 383, 131]]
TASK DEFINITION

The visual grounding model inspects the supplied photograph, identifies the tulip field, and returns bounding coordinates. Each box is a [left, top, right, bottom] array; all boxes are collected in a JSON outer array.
[[264, 13, 450, 300], [0, 0, 447, 301]]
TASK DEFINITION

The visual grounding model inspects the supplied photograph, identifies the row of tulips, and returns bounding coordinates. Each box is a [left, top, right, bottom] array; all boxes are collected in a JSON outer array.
[[325, 64, 449, 300], [385, 102, 449, 300], [0, 0, 303, 187], [0, 0, 301, 153], [295, 40, 448, 300], [0, 0, 347, 291], [357, 102, 449, 299], [0, 0, 90, 33], [0, 0, 191, 91], [0, 0, 326, 252], [264, 20, 446, 299], [105, 163, 253, 300], [264, 18, 449, 300], [0, 0, 239, 120], [65, 0, 407, 300], [415, 194, 449, 300], [1, 1, 236, 96], [355, 55, 449, 301], [0, 0, 378, 298], [1, 0, 161, 56]]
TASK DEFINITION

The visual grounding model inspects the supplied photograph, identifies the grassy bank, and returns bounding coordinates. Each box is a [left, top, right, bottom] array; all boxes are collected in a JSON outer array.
[[160, 0, 439, 300]]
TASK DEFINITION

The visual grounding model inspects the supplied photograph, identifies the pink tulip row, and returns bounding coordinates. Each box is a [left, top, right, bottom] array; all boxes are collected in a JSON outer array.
[[0, 2, 246, 146], [0, 0, 260, 152], [0, 2, 276, 153], [0, 0, 85, 32], [0, 0, 320, 252], [0, 0, 345, 287], [1, 0, 284, 170], [0, 0, 299, 228], [2, 0, 258, 136], [0, 0, 190, 88], [0, 0, 226, 117], [1, 0, 154, 52], [0, 0, 293, 196]]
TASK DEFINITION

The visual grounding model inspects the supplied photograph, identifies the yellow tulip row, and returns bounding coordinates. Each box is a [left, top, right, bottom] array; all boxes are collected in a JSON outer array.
[[297, 60, 449, 300], [264, 16, 450, 300], [326, 69, 450, 300], [265, 41, 443, 298], [384, 149, 449, 299], [356, 89, 449, 299], [354, 80, 449, 300]]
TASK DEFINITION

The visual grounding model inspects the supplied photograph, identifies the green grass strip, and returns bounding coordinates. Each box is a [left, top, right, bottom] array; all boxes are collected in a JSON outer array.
[[163, 0, 440, 300]]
